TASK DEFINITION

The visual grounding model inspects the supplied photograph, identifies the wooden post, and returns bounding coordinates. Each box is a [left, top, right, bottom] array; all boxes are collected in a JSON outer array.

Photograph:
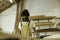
[[14, 0, 25, 36], [19, 0, 25, 22], [14, 0, 20, 34]]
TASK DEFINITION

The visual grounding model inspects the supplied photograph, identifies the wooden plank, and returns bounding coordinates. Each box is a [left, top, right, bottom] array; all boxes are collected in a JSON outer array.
[[35, 28, 60, 33], [29, 16, 56, 20], [0, 32, 18, 39], [35, 22, 55, 26], [56, 17, 60, 19], [0, 0, 15, 13], [14, 0, 24, 34], [29, 15, 45, 18], [57, 23, 60, 26], [29, 15, 45, 20], [14, 0, 20, 34]]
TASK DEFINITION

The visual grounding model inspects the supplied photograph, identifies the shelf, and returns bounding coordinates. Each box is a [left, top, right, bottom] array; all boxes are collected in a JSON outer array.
[[29, 16, 56, 20], [29, 15, 45, 20], [35, 28, 60, 33], [35, 22, 55, 26], [56, 17, 60, 19]]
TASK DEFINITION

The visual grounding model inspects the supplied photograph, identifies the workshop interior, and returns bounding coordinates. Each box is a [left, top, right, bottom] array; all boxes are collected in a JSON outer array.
[[0, 0, 60, 40]]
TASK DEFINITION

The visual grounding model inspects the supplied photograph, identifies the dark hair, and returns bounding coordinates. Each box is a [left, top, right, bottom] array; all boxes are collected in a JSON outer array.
[[21, 9, 30, 17], [21, 9, 30, 26]]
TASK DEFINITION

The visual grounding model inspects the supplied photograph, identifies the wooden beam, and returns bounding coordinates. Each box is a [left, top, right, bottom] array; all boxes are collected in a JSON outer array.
[[35, 22, 55, 26], [29, 15, 45, 20], [0, 0, 15, 13], [35, 28, 60, 33], [14, 0, 20, 34], [14, 0, 25, 34], [57, 23, 60, 26], [56, 17, 60, 19], [19, 0, 25, 22], [0, 32, 19, 40], [29, 16, 56, 20]]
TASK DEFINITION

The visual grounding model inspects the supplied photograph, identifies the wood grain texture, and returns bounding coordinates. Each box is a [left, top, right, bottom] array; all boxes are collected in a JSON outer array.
[[57, 23, 60, 26], [35, 22, 55, 26], [29, 16, 56, 20], [56, 17, 60, 19], [0, 0, 15, 13]]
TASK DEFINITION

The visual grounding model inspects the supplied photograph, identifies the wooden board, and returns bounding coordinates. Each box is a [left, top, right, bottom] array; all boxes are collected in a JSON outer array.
[[35, 28, 60, 33], [29, 15, 45, 20], [29, 16, 56, 20], [0, 32, 19, 40], [0, 0, 15, 13], [35, 22, 55, 26], [57, 23, 60, 26], [56, 17, 60, 19]]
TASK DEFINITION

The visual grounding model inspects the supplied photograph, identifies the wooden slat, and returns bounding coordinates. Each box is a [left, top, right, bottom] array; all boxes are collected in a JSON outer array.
[[0, 0, 15, 13], [35, 28, 60, 33], [29, 15, 45, 20], [29, 16, 56, 20], [35, 22, 55, 26], [57, 23, 60, 26], [56, 17, 60, 19], [0, 32, 18, 39]]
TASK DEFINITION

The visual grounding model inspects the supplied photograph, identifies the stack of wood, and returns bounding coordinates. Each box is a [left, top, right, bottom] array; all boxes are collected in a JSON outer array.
[[30, 16, 57, 32], [29, 15, 60, 39]]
